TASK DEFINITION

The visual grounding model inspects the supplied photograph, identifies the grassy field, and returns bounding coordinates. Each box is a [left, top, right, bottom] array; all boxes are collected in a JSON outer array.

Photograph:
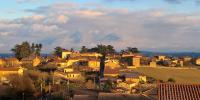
[[134, 67, 200, 84]]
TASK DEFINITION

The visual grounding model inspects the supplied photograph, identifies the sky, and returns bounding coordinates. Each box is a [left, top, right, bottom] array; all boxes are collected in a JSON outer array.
[[1, 0, 200, 53]]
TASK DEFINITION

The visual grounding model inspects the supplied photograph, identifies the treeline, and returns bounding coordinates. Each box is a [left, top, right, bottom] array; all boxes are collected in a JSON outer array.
[[11, 41, 42, 60], [11, 41, 139, 59], [54, 45, 140, 57]]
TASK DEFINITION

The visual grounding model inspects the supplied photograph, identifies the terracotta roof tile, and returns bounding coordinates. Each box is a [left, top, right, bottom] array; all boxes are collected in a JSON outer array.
[[104, 68, 119, 75], [158, 83, 200, 100], [0, 67, 20, 71]]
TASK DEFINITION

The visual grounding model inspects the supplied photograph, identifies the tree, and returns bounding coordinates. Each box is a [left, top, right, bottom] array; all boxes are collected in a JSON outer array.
[[88, 44, 116, 78], [80, 46, 88, 53], [106, 45, 115, 54], [121, 47, 139, 54], [88, 44, 116, 55], [120, 57, 133, 66], [70, 48, 74, 52], [100, 55, 106, 78], [26, 70, 48, 90], [167, 78, 176, 83], [11, 41, 32, 60], [7, 75, 36, 100], [103, 80, 113, 92], [35, 43, 42, 55], [11, 41, 42, 60], [54, 47, 63, 57], [38, 63, 57, 73], [31, 43, 35, 53], [85, 80, 95, 89]]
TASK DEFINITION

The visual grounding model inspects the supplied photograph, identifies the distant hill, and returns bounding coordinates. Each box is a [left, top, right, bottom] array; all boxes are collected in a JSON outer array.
[[1, 52, 200, 58], [141, 51, 200, 58], [0, 53, 49, 58], [0, 53, 14, 58]]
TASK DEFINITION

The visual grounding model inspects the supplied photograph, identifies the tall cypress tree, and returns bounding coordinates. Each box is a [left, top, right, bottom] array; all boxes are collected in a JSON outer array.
[[88, 44, 115, 78], [100, 55, 106, 78]]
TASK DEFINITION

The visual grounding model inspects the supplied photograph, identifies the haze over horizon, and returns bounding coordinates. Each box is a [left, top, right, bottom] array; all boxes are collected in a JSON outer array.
[[1, 0, 200, 53]]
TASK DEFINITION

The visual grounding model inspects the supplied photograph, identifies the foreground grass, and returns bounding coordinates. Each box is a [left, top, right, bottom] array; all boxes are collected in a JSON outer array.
[[134, 67, 200, 84]]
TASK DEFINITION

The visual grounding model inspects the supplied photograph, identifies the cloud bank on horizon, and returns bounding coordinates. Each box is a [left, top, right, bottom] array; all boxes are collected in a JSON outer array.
[[0, 0, 200, 53]]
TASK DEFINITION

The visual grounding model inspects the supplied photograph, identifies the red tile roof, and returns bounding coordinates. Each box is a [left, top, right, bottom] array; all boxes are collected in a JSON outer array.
[[104, 68, 119, 75], [158, 83, 200, 100], [0, 58, 6, 61], [5, 57, 19, 61], [0, 67, 20, 71]]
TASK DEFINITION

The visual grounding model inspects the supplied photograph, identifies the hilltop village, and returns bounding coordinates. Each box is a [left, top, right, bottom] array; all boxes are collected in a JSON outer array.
[[0, 42, 200, 100]]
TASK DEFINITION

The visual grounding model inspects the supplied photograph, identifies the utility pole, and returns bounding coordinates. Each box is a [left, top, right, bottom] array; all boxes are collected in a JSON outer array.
[[67, 79, 70, 92], [49, 83, 51, 95], [53, 73, 54, 85], [22, 92, 24, 100], [40, 83, 42, 94], [40, 82, 43, 100], [93, 77, 96, 89]]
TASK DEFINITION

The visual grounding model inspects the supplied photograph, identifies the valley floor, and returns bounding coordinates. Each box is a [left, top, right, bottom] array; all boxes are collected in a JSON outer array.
[[134, 67, 200, 84]]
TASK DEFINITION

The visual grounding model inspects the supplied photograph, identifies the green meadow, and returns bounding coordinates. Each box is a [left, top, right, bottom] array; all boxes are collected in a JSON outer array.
[[134, 67, 200, 84]]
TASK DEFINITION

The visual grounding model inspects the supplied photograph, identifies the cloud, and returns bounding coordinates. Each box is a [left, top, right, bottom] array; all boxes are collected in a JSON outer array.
[[70, 32, 82, 43], [94, 33, 120, 42], [164, 0, 200, 4], [105, 0, 200, 4], [104, 0, 136, 2], [0, 21, 22, 29], [75, 10, 104, 17], [0, 32, 10, 36], [56, 15, 69, 23], [0, 43, 4, 48], [32, 15, 45, 21], [164, 0, 186, 4], [25, 3, 104, 18], [1, 3, 200, 53], [31, 24, 58, 33], [25, 2, 80, 14], [16, 0, 39, 3], [44, 15, 69, 24]]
